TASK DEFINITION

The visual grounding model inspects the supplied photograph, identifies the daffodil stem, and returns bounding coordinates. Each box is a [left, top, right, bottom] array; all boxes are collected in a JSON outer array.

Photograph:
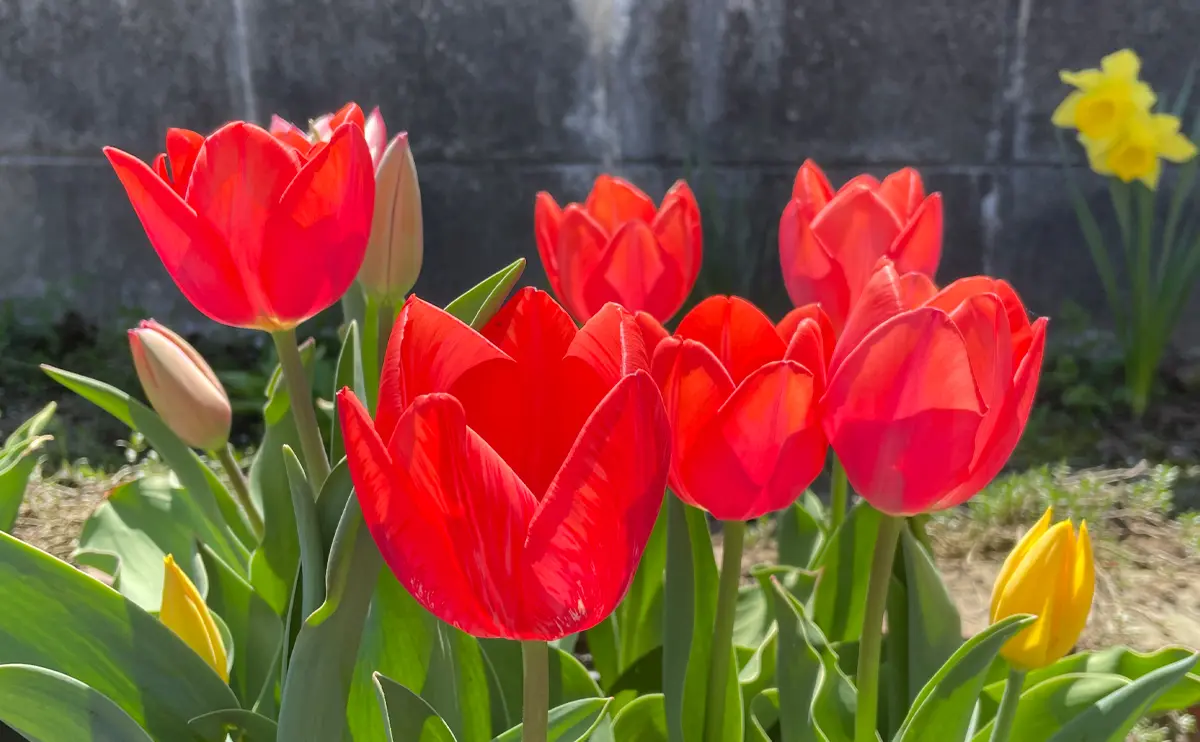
[[704, 519, 746, 742], [522, 640, 549, 742], [855, 512, 904, 742], [988, 667, 1026, 742], [830, 458, 849, 532], [215, 444, 264, 541], [271, 329, 331, 494]]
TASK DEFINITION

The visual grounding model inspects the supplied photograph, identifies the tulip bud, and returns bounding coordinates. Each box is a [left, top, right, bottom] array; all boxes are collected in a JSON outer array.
[[161, 555, 229, 681], [990, 509, 1095, 670], [360, 132, 423, 303], [128, 320, 231, 451]]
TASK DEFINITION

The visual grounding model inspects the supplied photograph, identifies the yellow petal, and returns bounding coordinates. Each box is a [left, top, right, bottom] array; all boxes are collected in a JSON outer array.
[[1100, 48, 1141, 81], [990, 508, 1053, 622], [1152, 115, 1198, 163], [995, 520, 1075, 670], [1132, 82, 1158, 111], [1052, 93, 1083, 128], [1081, 135, 1116, 175], [1061, 68, 1103, 90], [1137, 158, 1163, 190], [161, 555, 229, 681], [1046, 521, 1095, 661]]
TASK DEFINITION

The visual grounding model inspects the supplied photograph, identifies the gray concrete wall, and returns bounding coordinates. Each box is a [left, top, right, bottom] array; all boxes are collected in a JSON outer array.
[[1, 0, 1198, 339]]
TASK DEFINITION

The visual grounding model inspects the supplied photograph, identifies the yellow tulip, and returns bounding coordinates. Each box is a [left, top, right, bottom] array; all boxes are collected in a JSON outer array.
[[989, 509, 1095, 670], [1052, 49, 1156, 144], [160, 555, 229, 681], [1082, 110, 1198, 190]]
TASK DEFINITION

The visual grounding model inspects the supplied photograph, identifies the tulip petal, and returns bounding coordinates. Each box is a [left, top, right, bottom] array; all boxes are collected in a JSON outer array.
[[635, 311, 670, 357], [811, 184, 904, 305], [522, 371, 670, 638], [655, 181, 703, 289], [566, 303, 652, 384], [994, 280, 1036, 366], [535, 192, 566, 297], [779, 200, 851, 331], [878, 168, 926, 221], [1047, 521, 1094, 661], [995, 521, 1074, 668], [581, 220, 688, 322], [778, 304, 835, 371], [675, 296, 787, 385], [823, 307, 985, 515], [681, 361, 826, 521], [889, 193, 943, 278], [783, 318, 829, 392], [165, 128, 205, 192], [831, 261, 937, 373], [990, 508, 1054, 623], [790, 160, 835, 221], [585, 174, 657, 234], [259, 122, 376, 326], [948, 293, 1013, 410], [555, 206, 610, 322], [103, 146, 258, 327], [364, 107, 388, 165]]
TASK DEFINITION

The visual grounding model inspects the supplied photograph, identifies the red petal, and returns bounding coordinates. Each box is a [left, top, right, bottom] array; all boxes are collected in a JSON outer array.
[[890, 194, 943, 278], [878, 168, 926, 221], [823, 307, 985, 516], [831, 261, 937, 374], [268, 114, 298, 135], [580, 221, 688, 322], [994, 280, 1036, 366], [779, 200, 851, 332], [103, 146, 256, 328], [675, 296, 786, 385], [152, 154, 172, 187], [841, 173, 883, 192], [790, 160, 835, 221], [554, 206, 609, 322], [259, 121, 375, 327], [778, 304, 835, 369], [535, 192, 566, 298], [655, 180, 703, 289], [165, 128, 204, 194], [946, 293, 1013, 411], [522, 371, 670, 638], [811, 184, 904, 307], [635, 311, 669, 357], [566, 303, 651, 384], [376, 296, 509, 445], [584, 175, 657, 234], [364, 107, 388, 165], [682, 361, 826, 520], [783, 317, 830, 392], [329, 102, 366, 133]]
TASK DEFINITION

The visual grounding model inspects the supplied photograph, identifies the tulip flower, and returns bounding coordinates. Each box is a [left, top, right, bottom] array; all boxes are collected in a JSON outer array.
[[161, 555, 229, 681], [779, 160, 943, 333], [822, 260, 1047, 516], [104, 116, 375, 331], [536, 175, 702, 324], [652, 296, 831, 521], [270, 101, 389, 166], [991, 508, 1095, 670], [338, 287, 670, 640], [128, 320, 231, 451]]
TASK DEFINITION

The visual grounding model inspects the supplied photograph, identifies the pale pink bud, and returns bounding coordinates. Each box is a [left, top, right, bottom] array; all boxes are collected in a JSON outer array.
[[360, 132, 424, 302], [128, 320, 231, 450]]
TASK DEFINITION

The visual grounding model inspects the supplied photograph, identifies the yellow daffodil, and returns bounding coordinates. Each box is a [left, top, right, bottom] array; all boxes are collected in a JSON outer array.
[[1053, 49, 1156, 144], [990, 509, 1095, 670], [161, 555, 229, 681], [1083, 110, 1198, 189]]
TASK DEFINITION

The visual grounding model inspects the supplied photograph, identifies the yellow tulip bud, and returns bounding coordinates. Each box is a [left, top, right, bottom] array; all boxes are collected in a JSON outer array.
[[128, 320, 231, 451], [360, 132, 423, 303], [160, 555, 229, 681], [990, 509, 1095, 670]]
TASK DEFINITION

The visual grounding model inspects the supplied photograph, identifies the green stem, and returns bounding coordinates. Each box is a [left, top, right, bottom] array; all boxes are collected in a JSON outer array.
[[830, 458, 849, 532], [522, 640, 549, 742], [854, 513, 904, 742], [214, 444, 264, 541], [703, 519, 746, 742], [271, 329, 331, 493], [987, 667, 1026, 742]]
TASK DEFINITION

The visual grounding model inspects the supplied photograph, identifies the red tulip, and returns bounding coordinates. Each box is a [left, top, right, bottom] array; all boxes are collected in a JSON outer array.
[[536, 175, 702, 324], [779, 160, 943, 333], [270, 102, 389, 166], [822, 260, 1047, 516], [104, 119, 375, 331], [652, 296, 831, 521], [338, 287, 671, 640]]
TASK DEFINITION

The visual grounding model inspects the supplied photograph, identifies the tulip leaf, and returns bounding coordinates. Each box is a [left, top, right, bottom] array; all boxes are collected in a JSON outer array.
[[811, 501, 881, 643], [616, 502, 668, 670], [188, 709, 279, 741], [747, 689, 781, 742], [663, 495, 742, 742], [0, 401, 55, 533], [445, 258, 527, 328], [610, 645, 665, 696], [611, 693, 670, 741], [374, 672, 459, 742], [737, 626, 777, 726], [282, 445, 326, 620], [0, 531, 239, 740], [492, 698, 612, 742], [898, 524, 963, 703], [197, 544, 282, 712], [348, 571, 492, 742], [588, 616, 621, 691], [777, 491, 825, 569], [0, 664, 154, 742], [310, 458, 358, 624], [40, 364, 135, 427], [478, 638, 603, 735], [329, 320, 367, 463], [893, 613, 1036, 742], [1045, 654, 1200, 742], [968, 672, 1130, 742]]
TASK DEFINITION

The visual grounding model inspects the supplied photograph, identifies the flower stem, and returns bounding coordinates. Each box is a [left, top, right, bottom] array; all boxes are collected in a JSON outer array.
[[987, 667, 1025, 742], [271, 329, 331, 493], [854, 513, 904, 742], [831, 458, 849, 532], [521, 640, 549, 742], [215, 444, 264, 541], [704, 519, 746, 742]]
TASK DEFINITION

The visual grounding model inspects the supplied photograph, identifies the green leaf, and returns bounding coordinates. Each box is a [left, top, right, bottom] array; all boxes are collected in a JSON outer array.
[[969, 673, 1129, 742], [588, 616, 621, 691], [282, 445, 325, 620], [611, 693, 670, 741], [611, 645, 665, 696], [492, 698, 612, 742], [188, 709, 279, 741], [445, 258, 527, 327], [662, 495, 741, 742], [747, 689, 781, 742], [737, 627, 777, 730], [310, 458, 358, 623], [374, 672, 460, 742], [0, 531, 238, 740], [898, 524, 962, 702], [0, 664, 154, 742], [478, 639, 602, 735], [893, 613, 1036, 742], [329, 320, 367, 463], [811, 501, 881, 643], [0, 401, 54, 532], [348, 572, 492, 742], [1046, 654, 1200, 742], [617, 502, 668, 669], [777, 491, 825, 569]]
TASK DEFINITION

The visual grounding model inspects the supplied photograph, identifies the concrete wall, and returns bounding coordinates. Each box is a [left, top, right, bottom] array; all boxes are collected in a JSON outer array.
[[2, 0, 1198, 338]]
